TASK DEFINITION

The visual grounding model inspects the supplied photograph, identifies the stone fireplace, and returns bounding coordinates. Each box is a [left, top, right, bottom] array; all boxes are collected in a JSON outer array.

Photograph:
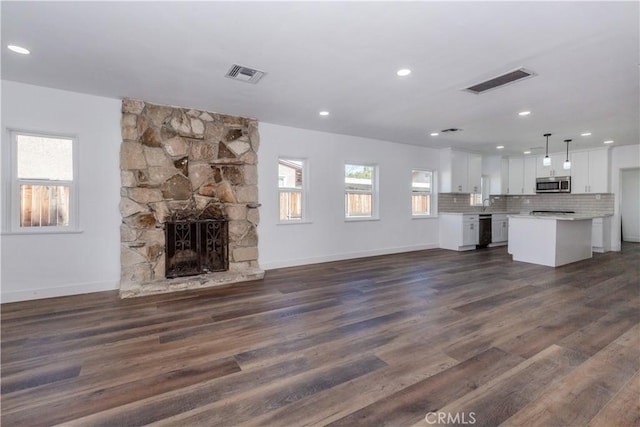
[[119, 99, 263, 298]]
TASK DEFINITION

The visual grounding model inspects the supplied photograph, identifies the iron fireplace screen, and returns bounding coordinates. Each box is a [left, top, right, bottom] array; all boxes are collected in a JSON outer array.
[[165, 219, 228, 278]]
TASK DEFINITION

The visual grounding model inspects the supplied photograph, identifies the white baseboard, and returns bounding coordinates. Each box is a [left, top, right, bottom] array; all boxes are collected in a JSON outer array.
[[260, 243, 440, 270], [623, 236, 640, 242], [1, 280, 118, 303]]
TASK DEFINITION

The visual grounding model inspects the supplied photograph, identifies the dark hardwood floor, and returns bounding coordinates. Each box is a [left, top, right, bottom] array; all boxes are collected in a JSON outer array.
[[1, 243, 638, 426]]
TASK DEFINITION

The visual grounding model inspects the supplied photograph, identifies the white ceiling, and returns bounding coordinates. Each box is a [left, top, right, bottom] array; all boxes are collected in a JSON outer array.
[[2, 1, 639, 156]]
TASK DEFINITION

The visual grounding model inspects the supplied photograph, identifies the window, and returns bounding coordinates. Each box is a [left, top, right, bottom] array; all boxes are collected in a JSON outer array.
[[469, 175, 487, 206], [345, 163, 377, 219], [469, 193, 483, 206], [411, 169, 433, 216], [7, 131, 78, 232], [278, 158, 306, 222]]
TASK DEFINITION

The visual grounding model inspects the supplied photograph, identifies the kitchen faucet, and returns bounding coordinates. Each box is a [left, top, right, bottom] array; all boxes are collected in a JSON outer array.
[[482, 198, 490, 212]]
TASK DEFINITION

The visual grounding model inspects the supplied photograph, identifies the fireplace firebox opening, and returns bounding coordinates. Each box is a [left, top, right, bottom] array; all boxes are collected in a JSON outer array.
[[165, 219, 228, 279]]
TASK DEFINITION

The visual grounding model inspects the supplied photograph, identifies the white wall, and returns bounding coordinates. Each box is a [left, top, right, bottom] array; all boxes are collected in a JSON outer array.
[[610, 144, 640, 250], [257, 123, 440, 269], [1, 81, 122, 302]]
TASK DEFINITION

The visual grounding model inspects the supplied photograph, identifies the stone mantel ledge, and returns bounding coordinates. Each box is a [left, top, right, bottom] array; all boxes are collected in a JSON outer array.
[[120, 267, 265, 298]]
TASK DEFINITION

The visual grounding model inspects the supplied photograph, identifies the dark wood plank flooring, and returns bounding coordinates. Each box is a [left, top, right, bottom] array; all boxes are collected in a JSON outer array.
[[2, 243, 638, 426]]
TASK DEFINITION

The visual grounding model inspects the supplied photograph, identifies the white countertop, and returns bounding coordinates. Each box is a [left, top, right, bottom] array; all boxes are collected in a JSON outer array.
[[440, 211, 612, 219], [508, 213, 608, 221], [438, 211, 518, 216]]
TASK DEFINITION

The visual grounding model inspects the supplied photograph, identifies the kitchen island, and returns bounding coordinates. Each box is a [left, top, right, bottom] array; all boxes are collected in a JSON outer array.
[[508, 213, 596, 267]]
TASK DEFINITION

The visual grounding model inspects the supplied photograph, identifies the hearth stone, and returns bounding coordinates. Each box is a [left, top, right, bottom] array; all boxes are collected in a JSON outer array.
[[120, 268, 265, 298]]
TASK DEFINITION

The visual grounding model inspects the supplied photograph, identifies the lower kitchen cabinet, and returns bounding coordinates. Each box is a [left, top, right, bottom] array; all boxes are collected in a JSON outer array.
[[592, 217, 611, 252], [439, 214, 479, 251], [491, 214, 509, 245]]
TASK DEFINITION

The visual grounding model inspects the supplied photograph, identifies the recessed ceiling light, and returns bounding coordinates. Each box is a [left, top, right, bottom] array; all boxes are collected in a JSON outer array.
[[319, 111, 330, 116], [518, 111, 531, 116], [7, 44, 30, 55], [430, 132, 439, 136], [581, 132, 592, 136], [603, 140, 614, 144], [524, 150, 532, 154], [396, 68, 411, 77], [496, 145, 505, 149]]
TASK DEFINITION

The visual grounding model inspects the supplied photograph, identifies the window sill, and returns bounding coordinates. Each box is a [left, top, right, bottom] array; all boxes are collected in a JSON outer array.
[[2, 229, 84, 236], [344, 217, 380, 222], [277, 220, 313, 226], [412, 215, 438, 220]]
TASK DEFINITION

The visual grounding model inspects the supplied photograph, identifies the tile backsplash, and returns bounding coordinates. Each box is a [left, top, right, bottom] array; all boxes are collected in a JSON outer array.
[[439, 193, 614, 215], [438, 194, 505, 213]]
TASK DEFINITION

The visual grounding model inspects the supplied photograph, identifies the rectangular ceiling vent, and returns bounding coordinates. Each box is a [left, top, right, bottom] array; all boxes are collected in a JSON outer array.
[[464, 67, 536, 94], [225, 64, 266, 84]]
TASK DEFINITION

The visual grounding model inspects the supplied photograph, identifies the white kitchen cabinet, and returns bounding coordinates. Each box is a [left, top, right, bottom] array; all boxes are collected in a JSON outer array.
[[523, 156, 537, 195], [508, 157, 524, 195], [508, 157, 537, 195], [467, 153, 482, 194], [439, 214, 479, 251], [588, 150, 609, 193], [571, 148, 609, 193], [440, 148, 466, 193], [462, 216, 480, 246], [592, 216, 611, 252], [536, 153, 568, 178], [570, 151, 589, 193], [482, 156, 509, 195], [491, 214, 508, 244], [451, 150, 469, 193], [439, 148, 482, 193]]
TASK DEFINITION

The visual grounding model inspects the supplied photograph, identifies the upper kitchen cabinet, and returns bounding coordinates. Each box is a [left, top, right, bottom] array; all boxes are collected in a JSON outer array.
[[507, 157, 524, 195], [439, 148, 482, 193], [467, 153, 482, 194], [507, 156, 536, 195], [570, 148, 609, 193], [523, 156, 537, 195], [536, 153, 568, 178], [482, 156, 509, 195]]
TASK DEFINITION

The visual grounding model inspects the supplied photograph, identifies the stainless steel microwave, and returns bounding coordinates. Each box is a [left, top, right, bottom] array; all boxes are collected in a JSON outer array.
[[536, 176, 571, 193]]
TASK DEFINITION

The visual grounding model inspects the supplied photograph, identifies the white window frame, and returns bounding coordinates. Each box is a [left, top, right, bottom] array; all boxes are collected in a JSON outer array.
[[344, 162, 379, 221], [277, 157, 309, 224], [4, 129, 80, 234], [411, 169, 435, 217]]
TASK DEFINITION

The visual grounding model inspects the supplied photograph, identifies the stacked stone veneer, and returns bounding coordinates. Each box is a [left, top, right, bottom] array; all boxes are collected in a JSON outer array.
[[119, 99, 263, 298]]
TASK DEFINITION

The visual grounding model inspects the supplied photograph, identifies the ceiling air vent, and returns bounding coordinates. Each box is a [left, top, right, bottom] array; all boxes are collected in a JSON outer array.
[[464, 67, 536, 94], [441, 128, 463, 133], [225, 64, 266, 84]]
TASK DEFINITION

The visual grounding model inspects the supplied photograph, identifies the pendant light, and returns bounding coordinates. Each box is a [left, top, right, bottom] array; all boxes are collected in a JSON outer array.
[[543, 133, 552, 166], [563, 139, 572, 170]]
